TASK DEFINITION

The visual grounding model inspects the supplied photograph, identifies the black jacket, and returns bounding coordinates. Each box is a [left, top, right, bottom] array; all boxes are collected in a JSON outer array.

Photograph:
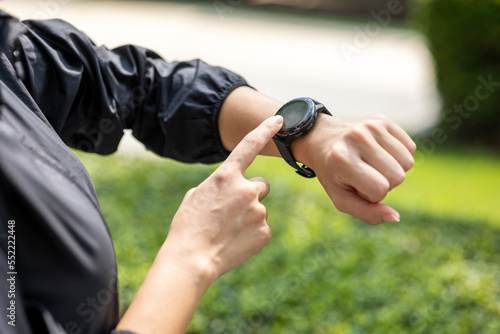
[[0, 11, 248, 334]]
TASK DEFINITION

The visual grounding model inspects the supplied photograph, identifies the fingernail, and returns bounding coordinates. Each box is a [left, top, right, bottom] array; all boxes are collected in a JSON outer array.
[[383, 214, 400, 223], [271, 115, 283, 125]]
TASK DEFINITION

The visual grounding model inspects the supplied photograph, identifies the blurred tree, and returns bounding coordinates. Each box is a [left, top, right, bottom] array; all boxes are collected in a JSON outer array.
[[414, 0, 500, 148]]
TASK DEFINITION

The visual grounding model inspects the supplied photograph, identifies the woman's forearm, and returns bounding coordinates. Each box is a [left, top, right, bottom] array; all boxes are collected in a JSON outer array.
[[218, 86, 283, 156], [115, 243, 215, 334], [115, 117, 283, 333]]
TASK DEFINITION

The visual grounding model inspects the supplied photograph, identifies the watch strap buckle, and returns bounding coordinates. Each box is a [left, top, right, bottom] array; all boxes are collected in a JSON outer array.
[[295, 165, 316, 178]]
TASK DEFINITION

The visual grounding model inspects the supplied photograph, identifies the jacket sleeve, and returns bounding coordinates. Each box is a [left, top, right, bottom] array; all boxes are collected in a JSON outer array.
[[17, 18, 249, 163]]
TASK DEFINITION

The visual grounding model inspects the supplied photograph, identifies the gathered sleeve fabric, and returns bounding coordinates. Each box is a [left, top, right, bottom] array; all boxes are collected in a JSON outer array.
[[17, 18, 248, 163], [1, 12, 250, 334]]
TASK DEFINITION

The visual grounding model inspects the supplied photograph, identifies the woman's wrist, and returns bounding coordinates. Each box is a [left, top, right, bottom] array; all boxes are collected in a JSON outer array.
[[156, 239, 218, 290], [116, 241, 215, 333], [218, 86, 283, 156], [290, 113, 333, 170]]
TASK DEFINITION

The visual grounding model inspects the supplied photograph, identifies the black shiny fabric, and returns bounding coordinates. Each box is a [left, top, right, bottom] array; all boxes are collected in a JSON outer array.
[[0, 12, 248, 334], [19, 17, 247, 162]]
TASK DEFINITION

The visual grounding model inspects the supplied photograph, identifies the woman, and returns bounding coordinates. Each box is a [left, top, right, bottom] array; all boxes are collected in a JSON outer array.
[[0, 11, 415, 333]]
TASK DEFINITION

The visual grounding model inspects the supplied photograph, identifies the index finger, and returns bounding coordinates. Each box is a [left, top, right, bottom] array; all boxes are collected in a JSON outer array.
[[224, 115, 283, 173]]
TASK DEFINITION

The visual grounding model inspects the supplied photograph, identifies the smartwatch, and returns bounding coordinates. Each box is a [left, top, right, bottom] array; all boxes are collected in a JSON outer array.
[[272, 97, 332, 178]]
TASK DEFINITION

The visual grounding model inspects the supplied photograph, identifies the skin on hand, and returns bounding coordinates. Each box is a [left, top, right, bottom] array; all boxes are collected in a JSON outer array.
[[218, 87, 417, 225], [293, 114, 417, 224], [163, 114, 284, 281], [117, 92, 416, 333], [116, 115, 284, 334]]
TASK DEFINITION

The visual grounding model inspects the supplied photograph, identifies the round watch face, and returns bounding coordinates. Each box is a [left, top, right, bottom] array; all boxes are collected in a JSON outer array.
[[276, 99, 311, 132]]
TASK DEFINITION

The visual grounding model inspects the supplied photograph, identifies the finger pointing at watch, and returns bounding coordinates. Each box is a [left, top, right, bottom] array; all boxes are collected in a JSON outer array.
[[164, 116, 283, 282], [217, 87, 416, 225], [224, 115, 284, 174]]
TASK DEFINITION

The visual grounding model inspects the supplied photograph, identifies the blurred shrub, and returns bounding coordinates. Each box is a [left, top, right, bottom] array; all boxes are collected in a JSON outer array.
[[414, 0, 500, 148], [77, 152, 500, 333]]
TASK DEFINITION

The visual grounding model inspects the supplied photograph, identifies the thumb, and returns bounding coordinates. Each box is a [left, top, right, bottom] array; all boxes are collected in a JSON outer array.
[[223, 115, 283, 174], [333, 188, 400, 225]]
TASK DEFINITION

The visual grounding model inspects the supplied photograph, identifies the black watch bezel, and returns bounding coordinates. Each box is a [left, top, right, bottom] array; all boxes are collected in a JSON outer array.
[[272, 97, 331, 178]]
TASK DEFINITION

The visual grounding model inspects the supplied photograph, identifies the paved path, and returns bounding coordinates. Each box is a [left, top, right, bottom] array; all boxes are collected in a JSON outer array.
[[4, 0, 440, 154]]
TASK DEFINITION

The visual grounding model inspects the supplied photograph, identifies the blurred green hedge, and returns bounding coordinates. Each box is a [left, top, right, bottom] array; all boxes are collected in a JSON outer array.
[[77, 150, 500, 333], [414, 0, 500, 148]]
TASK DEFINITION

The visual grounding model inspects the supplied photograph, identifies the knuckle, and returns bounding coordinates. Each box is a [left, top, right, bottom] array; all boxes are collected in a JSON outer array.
[[336, 204, 349, 214], [258, 224, 272, 244], [213, 169, 231, 185], [371, 180, 390, 202], [243, 133, 261, 150], [396, 151, 415, 172], [392, 171, 406, 187], [242, 183, 259, 201], [213, 168, 232, 183], [346, 125, 370, 145], [184, 187, 197, 199], [254, 203, 268, 220], [409, 141, 417, 154], [328, 143, 351, 167], [406, 140, 417, 155], [332, 198, 349, 214], [373, 114, 389, 122], [365, 120, 385, 135], [403, 155, 415, 171], [350, 124, 366, 137]]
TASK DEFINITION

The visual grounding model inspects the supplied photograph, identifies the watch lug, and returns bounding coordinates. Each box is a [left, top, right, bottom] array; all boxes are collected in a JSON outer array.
[[273, 134, 293, 145], [295, 168, 316, 178], [273, 97, 331, 179], [311, 99, 332, 116]]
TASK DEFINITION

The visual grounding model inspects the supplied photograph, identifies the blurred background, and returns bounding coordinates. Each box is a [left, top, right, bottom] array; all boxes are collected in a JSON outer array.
[[4, 0, 500, 332]]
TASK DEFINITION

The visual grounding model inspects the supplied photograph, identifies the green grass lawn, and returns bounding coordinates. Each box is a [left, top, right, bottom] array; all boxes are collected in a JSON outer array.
[[385, 146, 500, 227], [76, 144, 500, 333]]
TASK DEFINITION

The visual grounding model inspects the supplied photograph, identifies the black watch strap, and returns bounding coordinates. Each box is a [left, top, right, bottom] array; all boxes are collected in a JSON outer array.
[[272, 98, 332, 179], [273, 139, 316, 178]]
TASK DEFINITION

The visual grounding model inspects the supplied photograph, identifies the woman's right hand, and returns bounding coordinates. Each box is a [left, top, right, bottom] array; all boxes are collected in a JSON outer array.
[[117, 116, 283, 334], [159, 115, 284, 284]]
